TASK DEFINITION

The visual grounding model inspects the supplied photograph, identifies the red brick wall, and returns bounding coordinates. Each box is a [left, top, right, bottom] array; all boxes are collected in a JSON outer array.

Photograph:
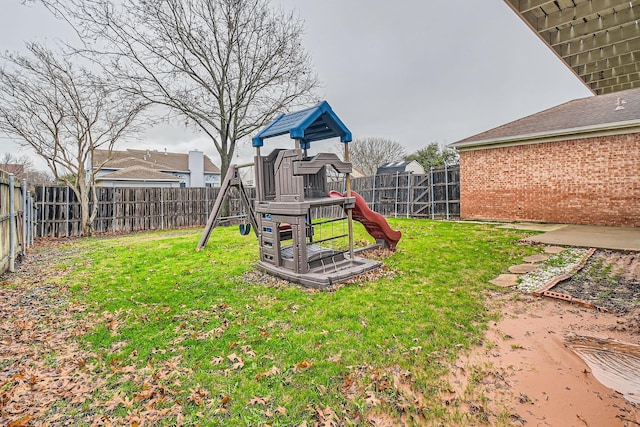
[[459, 133, 640, 227]]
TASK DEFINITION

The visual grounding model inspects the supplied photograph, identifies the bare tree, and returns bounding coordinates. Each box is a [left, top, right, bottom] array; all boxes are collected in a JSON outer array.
[[347, 137, 407, 176], [0, 43, 144, 236], [37, 0, 319, 183]]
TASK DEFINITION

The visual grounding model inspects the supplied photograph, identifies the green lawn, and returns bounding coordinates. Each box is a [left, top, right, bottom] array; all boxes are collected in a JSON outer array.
[[54, 219, 538, 425]]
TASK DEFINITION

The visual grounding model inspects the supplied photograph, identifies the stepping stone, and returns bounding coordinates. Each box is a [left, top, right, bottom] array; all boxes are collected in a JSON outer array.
[[544, 246, 565, 254], [523, 254, 549, 263], [489, 274, 519, 287], [509, 264, 538, 274]]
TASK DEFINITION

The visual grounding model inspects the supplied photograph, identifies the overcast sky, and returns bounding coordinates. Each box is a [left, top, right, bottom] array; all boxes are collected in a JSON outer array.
[[0, 0, 593, 168]]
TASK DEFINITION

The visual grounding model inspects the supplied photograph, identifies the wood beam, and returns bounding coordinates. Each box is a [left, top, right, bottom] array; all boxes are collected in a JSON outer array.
[[598, 81, 637, 93], [577, 51, 640, 75], [535, 1, 631, 33], [548, 3, 640, 47], [502, 0, 640, 94], [582, 62, 640, 81], [558, 25, 640, 56], [567, 37, 640, 67], [513, 0, 556, 13], [589, 71, 640, 89]]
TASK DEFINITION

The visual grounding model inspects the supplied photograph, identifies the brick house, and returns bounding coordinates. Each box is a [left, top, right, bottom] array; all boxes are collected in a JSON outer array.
[[450, 88, 640, 227]]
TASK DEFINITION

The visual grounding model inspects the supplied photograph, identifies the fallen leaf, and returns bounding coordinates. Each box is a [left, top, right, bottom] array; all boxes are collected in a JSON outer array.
[[328, 354, 342, 364], [220, 394, 231, 407], [228, 353, 244, 369], [248, 395, 270, 406], [257, 365, 282, 380], [365, 390, 381, 407], [104, 392, 124, 410], [294, 360, 313, 371], [315, 406, 338, 426], [241, 345, 256, 358], [8, 415, 33, 427], [188, 386, 210, 406]]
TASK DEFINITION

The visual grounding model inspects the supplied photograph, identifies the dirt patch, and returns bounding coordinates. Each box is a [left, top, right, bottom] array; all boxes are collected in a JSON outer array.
[[442, 249, 640, 426]]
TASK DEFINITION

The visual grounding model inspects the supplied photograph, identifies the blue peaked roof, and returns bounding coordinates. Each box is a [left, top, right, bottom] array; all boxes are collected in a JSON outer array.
[[252, 101, 352, 149]]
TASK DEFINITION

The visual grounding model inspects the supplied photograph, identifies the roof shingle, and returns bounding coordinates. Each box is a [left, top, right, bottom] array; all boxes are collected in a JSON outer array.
[[96, 166, 180, 181], [93, 149, 220, 173], [452, 87, 640, 148]]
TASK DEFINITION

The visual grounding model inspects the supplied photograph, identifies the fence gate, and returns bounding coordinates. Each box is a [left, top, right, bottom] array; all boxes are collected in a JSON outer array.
[[0, 172, 34, 274]]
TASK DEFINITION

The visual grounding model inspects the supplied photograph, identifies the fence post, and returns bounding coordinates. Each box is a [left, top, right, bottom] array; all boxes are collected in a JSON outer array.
[[29, 191, 34, 246], [21, 180, 27, 249], [394, 172, 399, 218], [26, 191, 31, 247], [444, 164, 450, 220], [65, 186, 70, 238], [205, 188, 209, 224], [41, 183, 45, 238], [406, 174, 411, 218], [8, 174, 15, 272], [371, 175, 376, 212], [161, 187, 165, 231], [430, 167, 435, 219], [112, 188, 116, 233]]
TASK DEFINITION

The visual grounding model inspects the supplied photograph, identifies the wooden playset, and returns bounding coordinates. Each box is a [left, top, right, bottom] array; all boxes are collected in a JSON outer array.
[[197, 101, 401, 288]]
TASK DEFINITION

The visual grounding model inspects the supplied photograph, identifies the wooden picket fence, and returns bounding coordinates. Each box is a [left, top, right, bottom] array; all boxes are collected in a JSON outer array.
[[33, 166, 460, 238]]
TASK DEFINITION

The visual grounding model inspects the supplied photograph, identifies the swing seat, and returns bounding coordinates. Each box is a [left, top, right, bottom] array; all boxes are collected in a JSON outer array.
[[239, 223, 251, 235]]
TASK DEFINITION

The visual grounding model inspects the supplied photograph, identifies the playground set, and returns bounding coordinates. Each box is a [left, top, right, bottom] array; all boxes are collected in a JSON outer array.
[[197, 101, 401, 288]]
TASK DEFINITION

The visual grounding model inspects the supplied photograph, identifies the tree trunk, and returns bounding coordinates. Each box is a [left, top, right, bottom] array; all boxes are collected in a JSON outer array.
[[74, 177, 94, 237], [219, 148, 233, 219]]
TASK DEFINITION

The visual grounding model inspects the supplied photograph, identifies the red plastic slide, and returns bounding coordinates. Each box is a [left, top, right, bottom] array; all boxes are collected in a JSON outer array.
[[328, 190, 401, 250]]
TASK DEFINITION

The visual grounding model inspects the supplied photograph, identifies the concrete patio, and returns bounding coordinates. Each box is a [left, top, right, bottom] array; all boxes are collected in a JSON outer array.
[[519, 224, 640, 251]]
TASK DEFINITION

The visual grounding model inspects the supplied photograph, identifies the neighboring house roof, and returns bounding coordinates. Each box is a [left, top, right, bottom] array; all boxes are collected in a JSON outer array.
[[100, 157, 174, 171], [351, 166, 366, 178], [93, 149, 220, 173], [96, 166, 181, 182], [376, 160, 424, 175], [452, 87, 640, 150], [0, 164, 25, 176]]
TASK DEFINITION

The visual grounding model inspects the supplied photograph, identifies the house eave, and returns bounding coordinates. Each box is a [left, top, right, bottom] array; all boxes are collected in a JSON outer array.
[[451, 119, 640, 151], [96, 177, 180, 182]]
